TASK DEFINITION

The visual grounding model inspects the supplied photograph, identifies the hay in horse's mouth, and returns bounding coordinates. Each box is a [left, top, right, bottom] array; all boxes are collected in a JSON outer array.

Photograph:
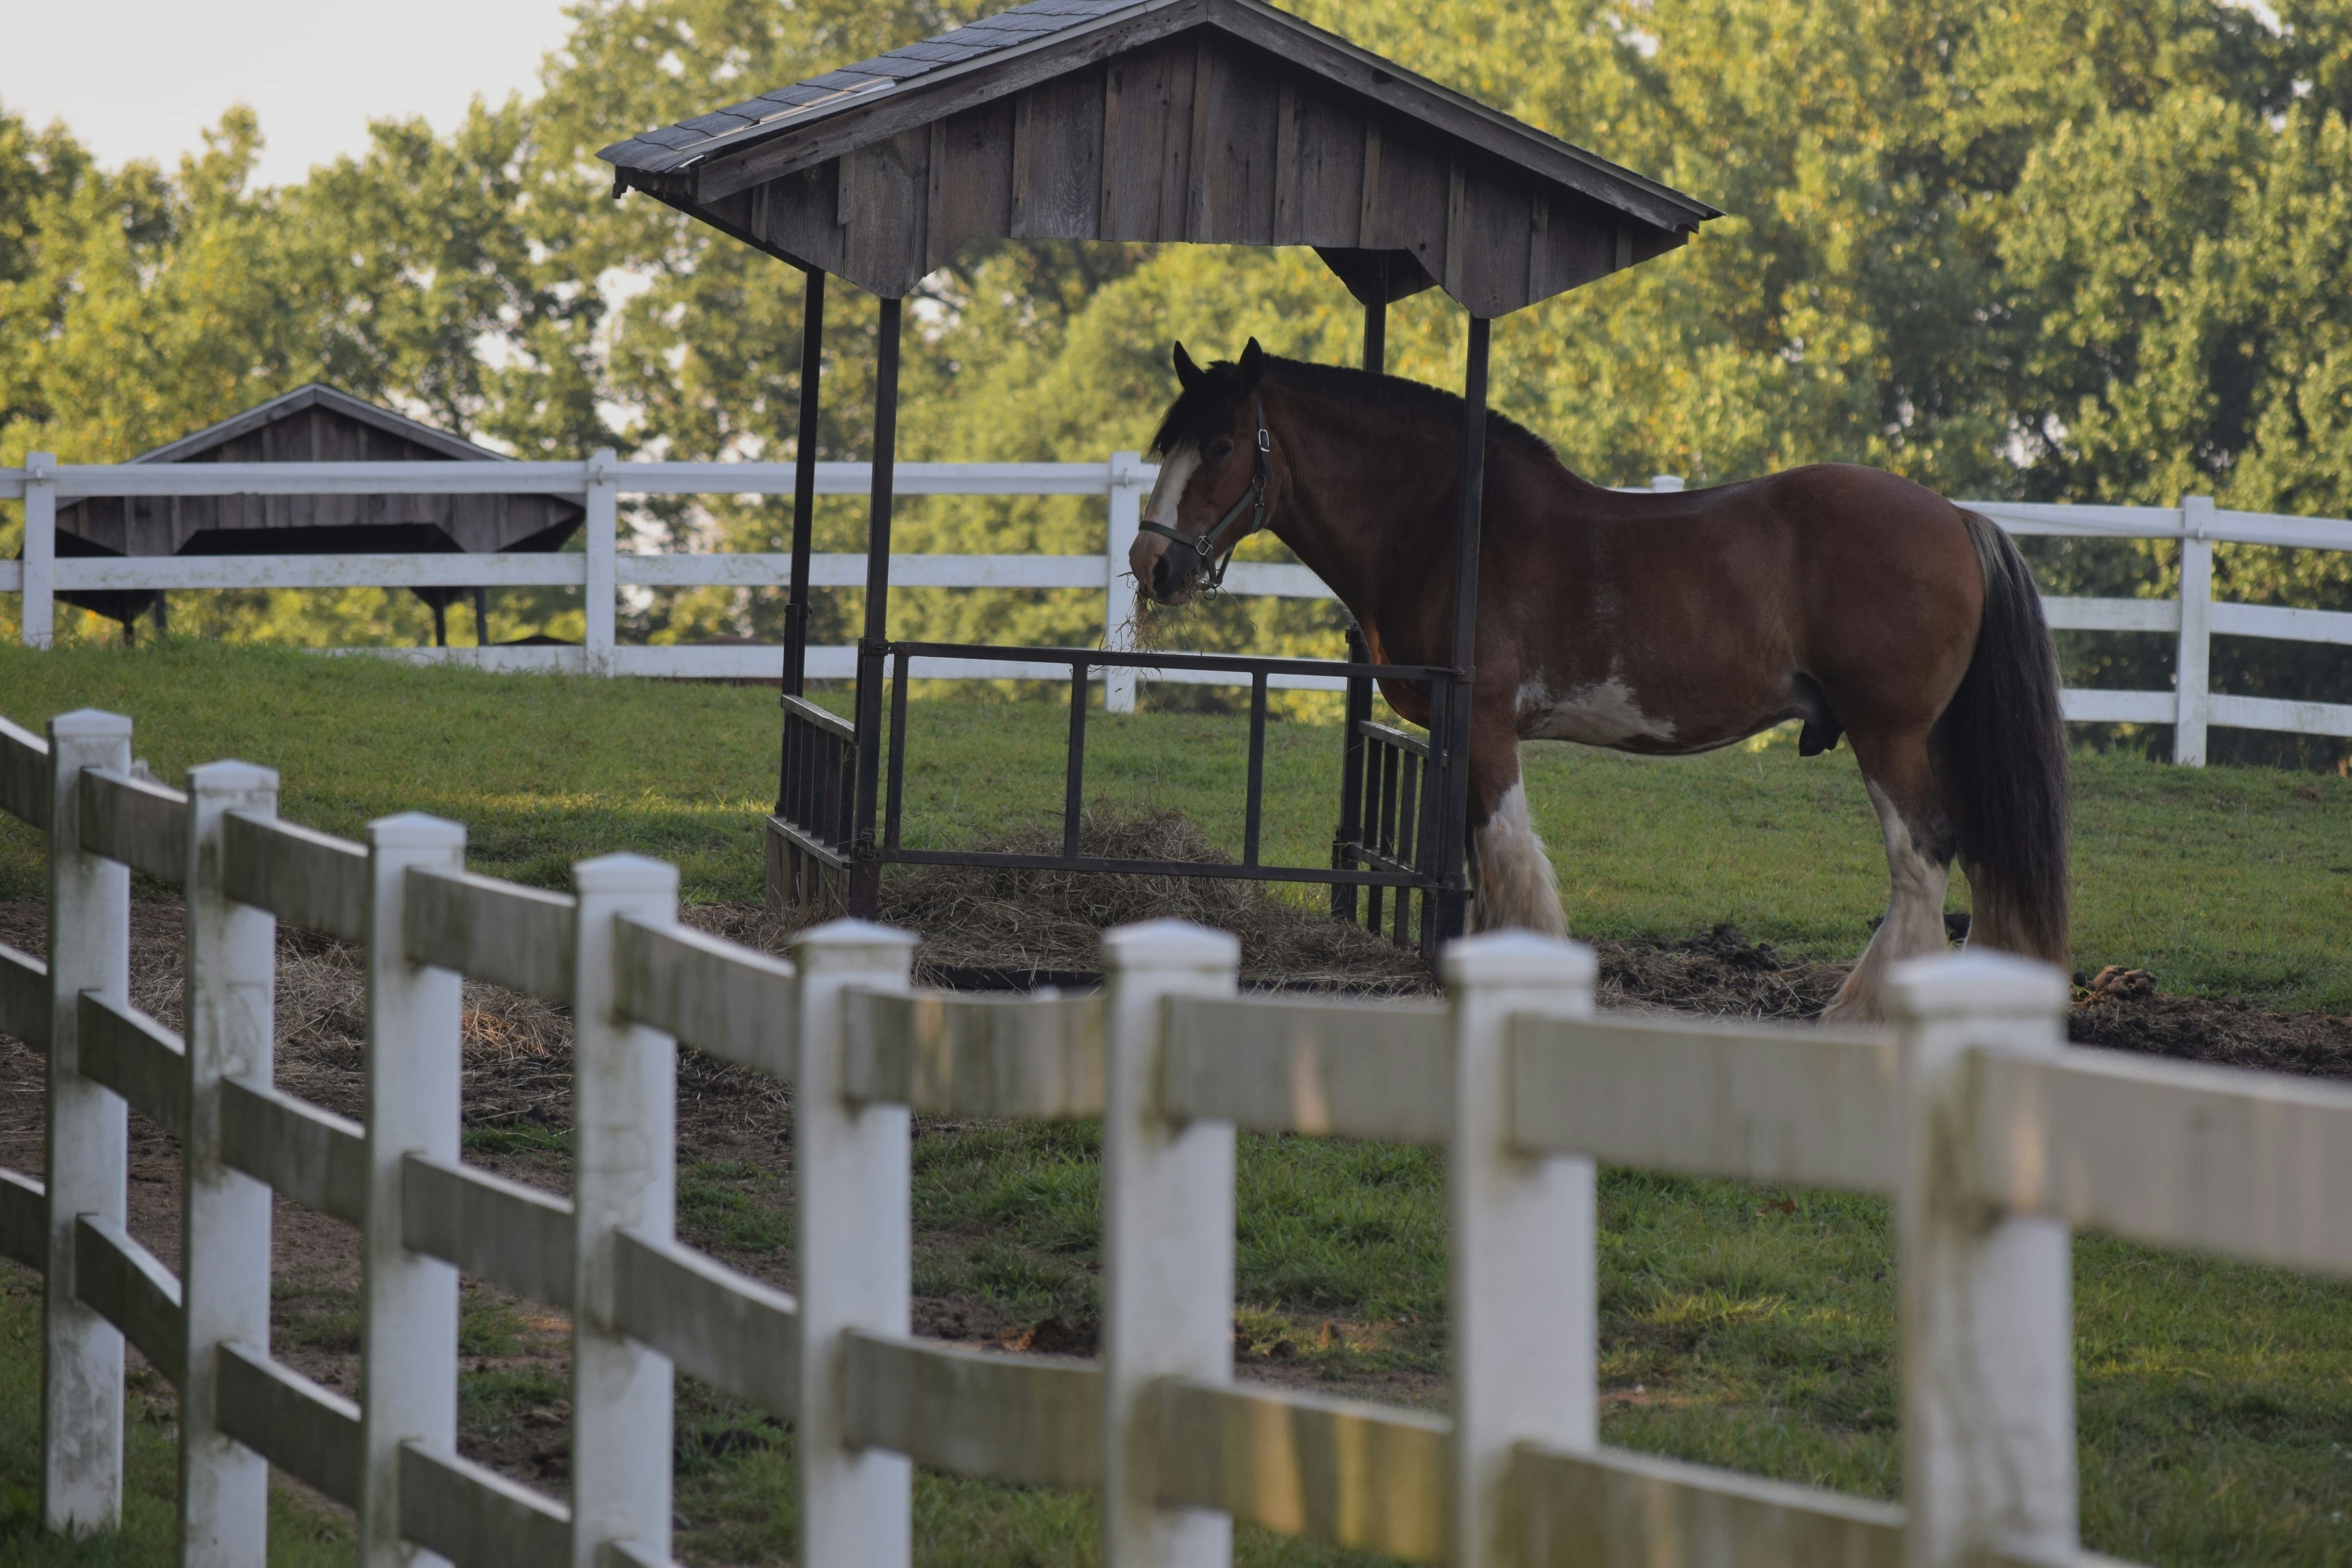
[[1118, 582, 1261, 653]]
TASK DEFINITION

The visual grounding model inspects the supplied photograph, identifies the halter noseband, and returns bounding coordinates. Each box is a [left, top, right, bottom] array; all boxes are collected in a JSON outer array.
[[1138, 393, 1270, 589]]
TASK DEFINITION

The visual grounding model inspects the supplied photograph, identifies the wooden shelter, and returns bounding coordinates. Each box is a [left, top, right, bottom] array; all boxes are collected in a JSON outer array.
[[52, 384, 583, 644], [600, 0, 1717, 938]]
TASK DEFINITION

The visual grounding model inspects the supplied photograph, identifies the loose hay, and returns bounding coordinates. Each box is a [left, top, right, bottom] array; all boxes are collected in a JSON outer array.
[[719, 804, 1437, 996], [879, 806, 1433, 994], [1591, 924, 1851, 1021]]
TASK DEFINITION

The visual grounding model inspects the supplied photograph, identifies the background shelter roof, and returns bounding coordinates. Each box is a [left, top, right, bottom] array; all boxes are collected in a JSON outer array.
[[598, 0, 1718, 316], [55, 382, 583, 561]]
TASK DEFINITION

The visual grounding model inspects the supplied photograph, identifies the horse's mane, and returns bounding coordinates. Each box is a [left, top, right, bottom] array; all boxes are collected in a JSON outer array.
[[1149, 353, 1564, 470]]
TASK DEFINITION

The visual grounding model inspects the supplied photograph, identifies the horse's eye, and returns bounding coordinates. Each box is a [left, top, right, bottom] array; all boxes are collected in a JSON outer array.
[[1207, 438, 1234, 460]]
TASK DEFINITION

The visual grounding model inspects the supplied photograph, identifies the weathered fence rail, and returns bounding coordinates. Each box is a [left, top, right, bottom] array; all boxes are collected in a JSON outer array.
[[6, 459, 2352, 756], [0, 702, 2349, 1565]]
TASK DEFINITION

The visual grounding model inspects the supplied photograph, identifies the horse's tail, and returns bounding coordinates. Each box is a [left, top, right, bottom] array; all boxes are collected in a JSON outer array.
[[1940, 511, 2071, 965]]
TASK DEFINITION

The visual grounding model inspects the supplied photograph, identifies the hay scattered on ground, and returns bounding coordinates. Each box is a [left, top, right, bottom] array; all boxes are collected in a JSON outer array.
[[704, 805, 1436, 996], [879, 806, 1433, 994], [1590, 924, 1851, 1021], [2071, 988, 2352, 1081]]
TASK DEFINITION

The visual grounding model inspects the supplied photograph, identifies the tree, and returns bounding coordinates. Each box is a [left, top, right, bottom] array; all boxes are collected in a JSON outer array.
[[9, 0, 2352, 760]]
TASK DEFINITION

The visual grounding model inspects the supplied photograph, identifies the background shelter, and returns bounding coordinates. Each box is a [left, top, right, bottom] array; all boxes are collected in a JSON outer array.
[[47, 383, 584, 645], [599, 0, 1716, 941]]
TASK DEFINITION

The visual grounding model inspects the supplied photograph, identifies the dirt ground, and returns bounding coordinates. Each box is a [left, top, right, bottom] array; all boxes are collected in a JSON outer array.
[[1, 871, 2344, 1506]]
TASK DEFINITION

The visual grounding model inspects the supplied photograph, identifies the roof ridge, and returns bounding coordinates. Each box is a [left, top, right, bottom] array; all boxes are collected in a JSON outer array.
[[128, 383, 507, 466]]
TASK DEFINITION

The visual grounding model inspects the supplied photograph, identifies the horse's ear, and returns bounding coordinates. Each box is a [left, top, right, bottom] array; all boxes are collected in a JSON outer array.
[[1238, 337, 1266, 388], [1173, 342, 1203, 391]]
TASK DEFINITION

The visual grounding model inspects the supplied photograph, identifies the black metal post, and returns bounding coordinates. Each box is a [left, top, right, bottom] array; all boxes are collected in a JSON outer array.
[[885, 649, 911, 852], [1434, 316, 1491, 946], [1333, 625, 1372, 920], [848, 294, 902, 919], [1063, 662, 1090, 860], [1333, 277, 1388, 922], [1244, 670, 1269, 867], [783, 268, 825, 699]]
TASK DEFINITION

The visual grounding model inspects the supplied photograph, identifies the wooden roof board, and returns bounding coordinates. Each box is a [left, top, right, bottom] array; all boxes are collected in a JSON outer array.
[[132, 383, 499, 467], [600, 0, 1716, 316], [55, 383, 584, 559]]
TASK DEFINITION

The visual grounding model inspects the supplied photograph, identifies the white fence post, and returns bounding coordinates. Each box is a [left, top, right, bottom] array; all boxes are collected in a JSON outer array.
[[359, 813, 467, 1568], [1443, 932, 1598, 1568], [1100, 918, 1240, 1568], [22, 451, 55, 648], [1889, 951, 2075, 1568], [1105, 451, 1148, 715], [570, 855, 679, 1568], [2174, 496, 2214, 767], [584, 449, 619, 678], [792, 918, 919, 1568], [42, 709, 132, 1534], [179, 761, 280, 1563]]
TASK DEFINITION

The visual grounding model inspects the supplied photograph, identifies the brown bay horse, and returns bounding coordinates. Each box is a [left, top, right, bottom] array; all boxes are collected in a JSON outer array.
[[1128, 341, 2070, 1022]]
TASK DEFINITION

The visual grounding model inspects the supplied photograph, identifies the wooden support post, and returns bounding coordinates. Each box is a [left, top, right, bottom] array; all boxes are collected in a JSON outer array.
[[359, 812, 466, 1568], [584, 448, 619, 677], [1436, 320, 1491, 944], [23, 451, 55, 648], [1100, 919, 1240, 1568], [1443, 931, 1597, 1568], [1104, 450, 1147, 715], [180, 760, 279, 1564], [792, 918, 918, 1568], [784, 268, 826, 700], [848, 298, 903, 919], [1889, 951, 2076, 1568], [2174, 496, 2214, 767], [43, 708, 132, 1534], [570, 855, 679, 1568]]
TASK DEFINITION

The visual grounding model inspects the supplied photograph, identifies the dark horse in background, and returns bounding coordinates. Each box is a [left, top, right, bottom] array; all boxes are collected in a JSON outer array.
[[1129, 341, 2070, 1023]]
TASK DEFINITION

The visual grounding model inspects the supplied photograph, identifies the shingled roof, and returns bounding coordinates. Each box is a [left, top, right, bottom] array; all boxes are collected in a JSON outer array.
[[599, 0, 1716, 316], [600, 0, 1148, 177]]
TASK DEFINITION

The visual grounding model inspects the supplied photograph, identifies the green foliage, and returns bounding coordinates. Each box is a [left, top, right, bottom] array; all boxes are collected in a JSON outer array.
[[12, 0, 2352, 717]]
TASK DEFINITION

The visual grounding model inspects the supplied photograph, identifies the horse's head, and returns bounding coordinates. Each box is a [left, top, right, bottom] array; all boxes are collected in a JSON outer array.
[[1132, 338, 1271, 605]]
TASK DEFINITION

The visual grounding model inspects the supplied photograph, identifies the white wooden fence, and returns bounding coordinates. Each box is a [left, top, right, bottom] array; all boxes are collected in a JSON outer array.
[[4, 454, 2352, 742], [2, 703, 2347, 1566]]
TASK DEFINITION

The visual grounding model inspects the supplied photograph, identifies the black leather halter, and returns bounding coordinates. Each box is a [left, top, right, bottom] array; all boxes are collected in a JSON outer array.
[[1138, 393, 1269, 589]]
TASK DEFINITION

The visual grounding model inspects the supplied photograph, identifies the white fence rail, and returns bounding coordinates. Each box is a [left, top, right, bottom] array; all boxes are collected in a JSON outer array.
[[8, 458, 2352, 754], [3, 703, 2349, 1566]]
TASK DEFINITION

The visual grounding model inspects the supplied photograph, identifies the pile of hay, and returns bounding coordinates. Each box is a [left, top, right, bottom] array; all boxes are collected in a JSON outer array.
[[714, 806, 1435, 995], [885, 807, 1433, 993]]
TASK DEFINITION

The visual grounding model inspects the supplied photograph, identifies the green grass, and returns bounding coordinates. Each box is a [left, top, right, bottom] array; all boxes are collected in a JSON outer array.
[[2, 642, 2350, 1564], [0, 1271, 350, 1566], [2, 640, 2346, 1007]]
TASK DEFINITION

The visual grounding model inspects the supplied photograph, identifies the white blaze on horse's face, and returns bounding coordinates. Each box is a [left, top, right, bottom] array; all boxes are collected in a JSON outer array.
[[1131, 443, 1202, 605]]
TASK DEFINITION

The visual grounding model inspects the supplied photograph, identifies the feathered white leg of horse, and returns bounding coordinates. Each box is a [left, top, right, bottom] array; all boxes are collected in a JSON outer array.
[[1469, 779, 1566, 935]]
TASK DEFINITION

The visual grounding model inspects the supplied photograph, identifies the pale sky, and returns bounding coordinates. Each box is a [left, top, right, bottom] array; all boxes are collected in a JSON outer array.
[[1, 0, 580, 188]]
